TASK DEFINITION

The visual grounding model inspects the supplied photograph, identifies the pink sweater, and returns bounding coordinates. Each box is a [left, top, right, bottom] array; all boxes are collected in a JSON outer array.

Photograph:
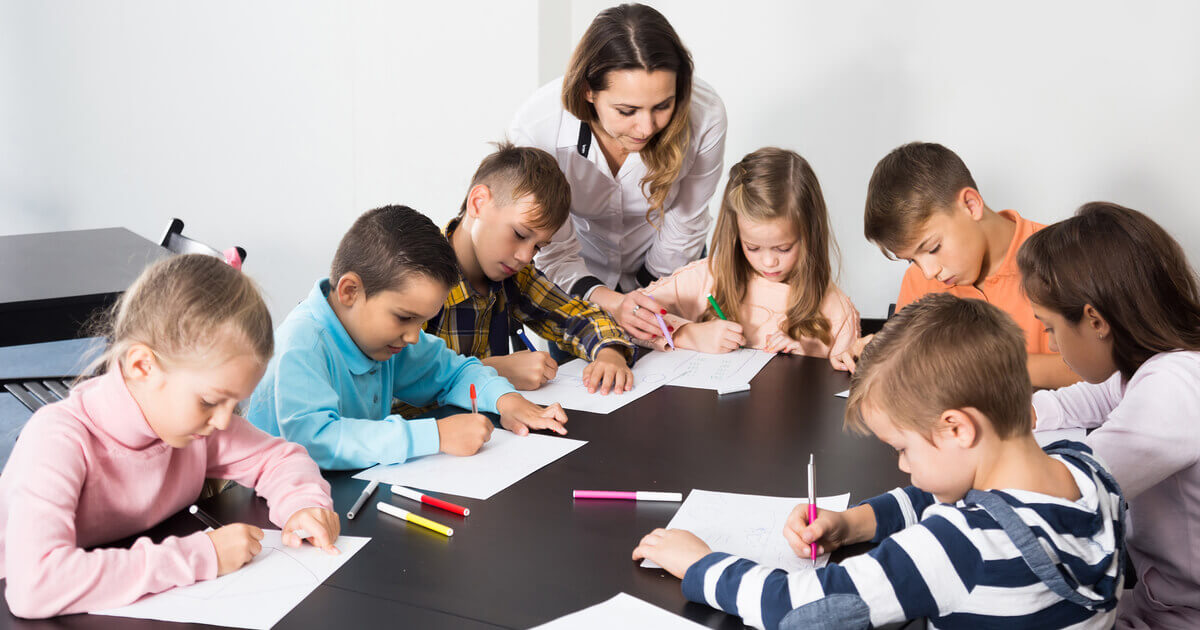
[[640, 259, 860, 360], [0, 369, 333, 619], [1033, 350, 1200, 630]]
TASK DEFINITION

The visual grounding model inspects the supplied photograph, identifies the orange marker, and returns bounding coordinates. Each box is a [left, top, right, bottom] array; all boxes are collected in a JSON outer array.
[[470, 383, 477, 414]]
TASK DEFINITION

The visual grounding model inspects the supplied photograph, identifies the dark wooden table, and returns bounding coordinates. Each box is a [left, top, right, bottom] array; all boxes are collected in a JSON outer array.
[[0, 355, 911, 629], [0, 228, 168, 346]]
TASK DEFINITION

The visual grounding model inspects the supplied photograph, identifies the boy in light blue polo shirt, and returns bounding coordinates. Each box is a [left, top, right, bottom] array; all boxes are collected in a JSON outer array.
[[247, 205, 568, 470]]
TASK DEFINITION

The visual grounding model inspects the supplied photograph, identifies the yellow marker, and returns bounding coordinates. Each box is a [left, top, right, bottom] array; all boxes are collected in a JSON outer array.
[[377, 501, 454, 537]]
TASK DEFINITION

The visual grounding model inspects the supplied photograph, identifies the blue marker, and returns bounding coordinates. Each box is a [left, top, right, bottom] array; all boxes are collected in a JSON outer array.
[[515, 329, 537, 352]]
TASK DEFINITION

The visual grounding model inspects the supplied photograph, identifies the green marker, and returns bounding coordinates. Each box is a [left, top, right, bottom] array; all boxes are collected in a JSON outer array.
[[706, 294, 728, 320]]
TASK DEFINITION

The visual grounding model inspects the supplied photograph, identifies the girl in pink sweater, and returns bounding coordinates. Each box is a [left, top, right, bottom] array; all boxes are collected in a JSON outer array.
[[641, 147, 859, 365], [1020, 203, 1200, 630], [0, 254, 338, 619]]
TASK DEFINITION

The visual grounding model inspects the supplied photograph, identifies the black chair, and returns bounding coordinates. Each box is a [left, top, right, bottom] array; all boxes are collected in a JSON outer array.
[[160, 218, 247, 264]]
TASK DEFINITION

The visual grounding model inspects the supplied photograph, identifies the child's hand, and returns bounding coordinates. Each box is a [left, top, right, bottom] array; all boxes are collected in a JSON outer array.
[[496, 392, 568, 435], [831, 334, 873, 373], [489, 351, 558, 390], [436, 413, 494, 455], [206, 523, 265, 576], [783, 503, 876, 558], [283, 507, 341, 555], [676, 320, 744, 353], [763, 331, 803, 354], [631, 528, 712, 580], [581, 347, 633, 395]]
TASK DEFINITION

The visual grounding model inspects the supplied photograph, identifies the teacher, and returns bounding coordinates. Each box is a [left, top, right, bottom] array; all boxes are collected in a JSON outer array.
[[508, 3, 727, 341]]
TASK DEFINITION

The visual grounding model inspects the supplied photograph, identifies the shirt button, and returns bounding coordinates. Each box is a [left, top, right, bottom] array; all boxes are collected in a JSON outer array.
[[369, 368, 377, 375], [373, 394, 379, 404]]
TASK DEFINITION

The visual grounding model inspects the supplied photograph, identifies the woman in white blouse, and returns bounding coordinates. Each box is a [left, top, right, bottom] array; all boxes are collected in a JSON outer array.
[[509, 3, 727, 341]]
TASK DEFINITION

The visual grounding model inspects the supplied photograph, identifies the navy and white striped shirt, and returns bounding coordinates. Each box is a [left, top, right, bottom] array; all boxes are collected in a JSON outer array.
[[680, 442, 1125, 629]]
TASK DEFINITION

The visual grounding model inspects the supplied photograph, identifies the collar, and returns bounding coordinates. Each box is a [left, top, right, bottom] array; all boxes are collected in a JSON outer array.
[[308, 279, 377, 375], [556, 108, 587, 149], [80, 367, 167, 451]]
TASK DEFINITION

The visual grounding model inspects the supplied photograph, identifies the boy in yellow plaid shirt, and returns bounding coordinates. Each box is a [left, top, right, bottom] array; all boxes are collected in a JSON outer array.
[[427, 142, 634, 396]]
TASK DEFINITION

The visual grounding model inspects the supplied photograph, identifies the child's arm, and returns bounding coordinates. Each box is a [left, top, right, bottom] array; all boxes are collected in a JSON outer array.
[[394, 333, 567, 435], [510, 266, 634, 365], [641, 260, 746, 353], [670, 511, 985, 630], [1031, 370, 1123, 431], [859, 487, 939, 540], [204, 417, 338, 550], [270, 346, 443, 470], [3, 421, 218, 618], [506, 266, 634, 394], [1069, 359, 1200, 499]]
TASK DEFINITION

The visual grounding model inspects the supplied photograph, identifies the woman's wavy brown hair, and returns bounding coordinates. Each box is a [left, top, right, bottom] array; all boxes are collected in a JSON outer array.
[[706, 148, 838, 344], [562, 3, 693, 225]]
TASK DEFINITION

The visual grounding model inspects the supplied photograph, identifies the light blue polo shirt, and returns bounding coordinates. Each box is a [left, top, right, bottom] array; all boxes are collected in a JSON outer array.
[[247, 279, 516, 470]]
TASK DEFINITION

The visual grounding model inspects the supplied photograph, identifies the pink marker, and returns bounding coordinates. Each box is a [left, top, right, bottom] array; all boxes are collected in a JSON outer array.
[[573, 490, 682, 502], [808, 454, 817, 562]]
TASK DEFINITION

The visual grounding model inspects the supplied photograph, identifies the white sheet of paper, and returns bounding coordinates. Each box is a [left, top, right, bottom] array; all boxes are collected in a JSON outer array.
[[93, 531, 369, 629], [835, 389, 849, 398], [666, 348, 775, 391], [1034, 427, 1087, 447], [354, 429, 586, 499], [521, 357, 673, 414], [642, 489, 852, 572], [530, 592, 707, 629]]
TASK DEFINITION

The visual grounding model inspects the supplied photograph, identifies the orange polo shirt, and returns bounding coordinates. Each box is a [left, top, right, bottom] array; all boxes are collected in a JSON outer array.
[[895, 209, 1052, 355]]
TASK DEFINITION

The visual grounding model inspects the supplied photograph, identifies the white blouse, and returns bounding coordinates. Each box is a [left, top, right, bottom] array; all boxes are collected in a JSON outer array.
[[508, 76, 728, 296]]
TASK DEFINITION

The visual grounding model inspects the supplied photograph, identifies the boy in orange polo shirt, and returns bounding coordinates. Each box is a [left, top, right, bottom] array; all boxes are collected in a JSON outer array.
[[837, 142, 1077, 388]]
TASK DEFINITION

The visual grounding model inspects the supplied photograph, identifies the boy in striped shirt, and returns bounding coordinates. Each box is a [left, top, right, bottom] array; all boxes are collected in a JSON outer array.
[[634, 293, 1126, 629]]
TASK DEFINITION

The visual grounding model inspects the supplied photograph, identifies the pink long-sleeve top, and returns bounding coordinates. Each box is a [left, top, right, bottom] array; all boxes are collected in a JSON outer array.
[[0, 368, 333, 619], [1033, 350, 1200, 630], [640, 259, 860, 360]]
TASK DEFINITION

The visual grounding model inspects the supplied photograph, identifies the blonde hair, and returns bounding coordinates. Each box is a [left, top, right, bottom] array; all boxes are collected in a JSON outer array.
[[562, 3, 693, 225], [84, 254, 273, 378], [844, 293, 1032, 440], [706, 148, 837, 344]]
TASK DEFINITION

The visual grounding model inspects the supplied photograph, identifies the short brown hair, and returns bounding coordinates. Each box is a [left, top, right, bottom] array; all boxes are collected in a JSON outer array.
[[330, 205, 458, 297], [864, 142, 979, 257], [1019, 202, 1200, 380], [459, 142, 571, 232], [845, 293, 1031, 440]]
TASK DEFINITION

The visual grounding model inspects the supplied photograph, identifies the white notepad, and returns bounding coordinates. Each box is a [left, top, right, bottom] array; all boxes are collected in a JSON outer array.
[[353, 429, 586, 499], [530, 592, 707, 629], [666, 348, 775, 391], [520, 357, 672, 414], [93, 531, 370, 629], [641, 489, 852, 572]]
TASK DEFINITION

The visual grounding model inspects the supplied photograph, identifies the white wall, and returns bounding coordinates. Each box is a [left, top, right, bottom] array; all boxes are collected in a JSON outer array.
[[0, 0, 540, 322], [567, 0, 1200, 316], [4, 1, 1199, 323]]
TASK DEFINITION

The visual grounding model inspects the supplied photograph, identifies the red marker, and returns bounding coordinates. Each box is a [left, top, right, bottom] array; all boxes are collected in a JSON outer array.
[[392, 485, 470, 516], [470, 383, 478, 414]]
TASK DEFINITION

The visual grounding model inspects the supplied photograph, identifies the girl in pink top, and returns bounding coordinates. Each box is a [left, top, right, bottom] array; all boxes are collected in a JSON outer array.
[[1020, 203, 1200, 630], [641, 147, 859, 365], [0, 254, 339, 619]]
